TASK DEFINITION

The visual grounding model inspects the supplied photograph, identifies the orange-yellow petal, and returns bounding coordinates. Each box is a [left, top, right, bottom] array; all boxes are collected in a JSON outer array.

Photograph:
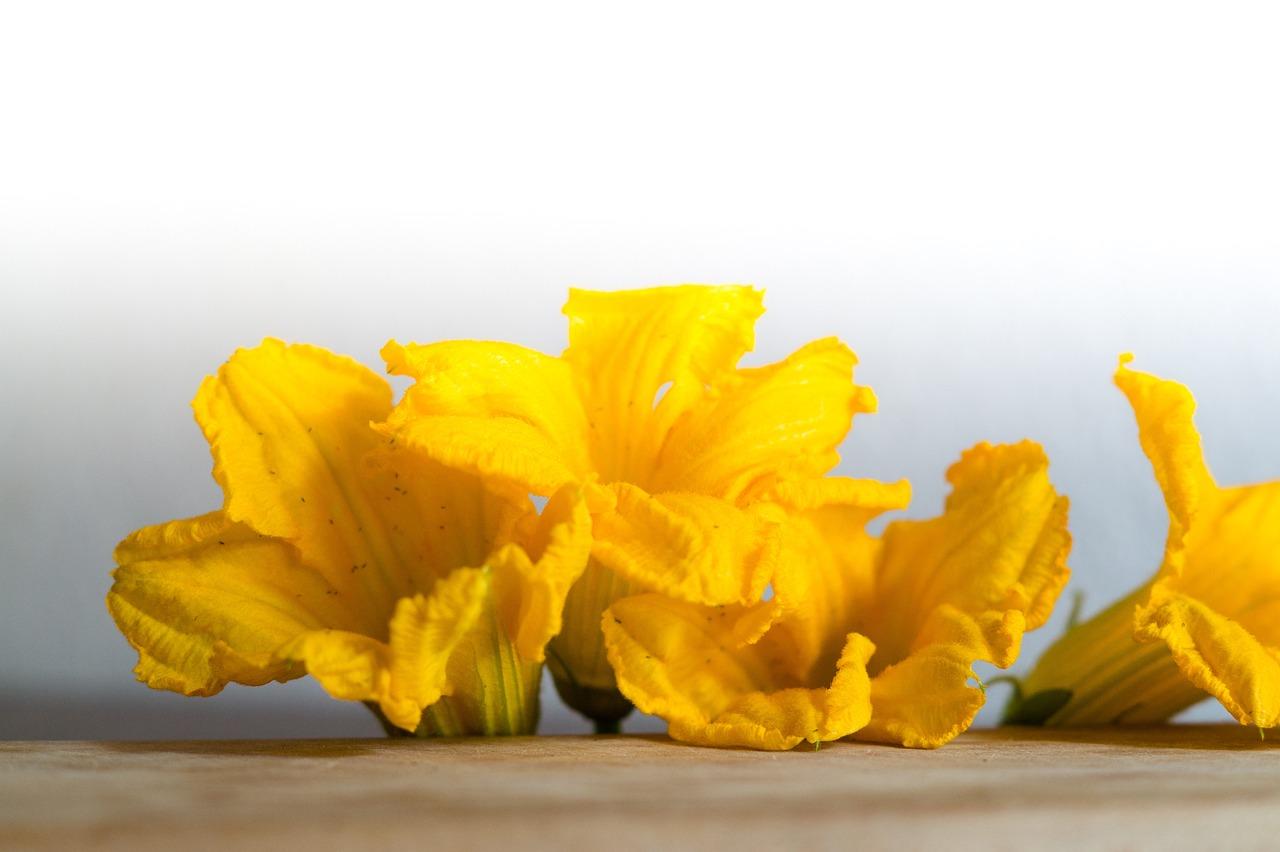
[[384, 568, 491, 729], [603, 593, 875, 750], [278, 630, 391, 703]]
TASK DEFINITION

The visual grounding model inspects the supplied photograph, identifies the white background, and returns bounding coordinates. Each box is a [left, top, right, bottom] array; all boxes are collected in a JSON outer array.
[[3, 0, 1279, 737]]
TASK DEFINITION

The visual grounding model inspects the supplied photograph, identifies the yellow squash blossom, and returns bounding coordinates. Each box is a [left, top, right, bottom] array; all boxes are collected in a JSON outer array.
[[603, 441, 1071, 749], [378, 286, 878, 728], [107, 339, 591, 735], [1007, 356, 1280, 729]]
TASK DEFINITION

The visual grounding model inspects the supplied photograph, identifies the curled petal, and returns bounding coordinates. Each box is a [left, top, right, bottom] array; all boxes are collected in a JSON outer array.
[[1011, 361, 1280, 728], [282, 567, 490, 732], [654, 338, 877, 501], [858, 645, 987, 749], [1115, 355, 1214, 541], [279, 631, 391, 704], [381, 340, 590, 501], [107, 511, 345, 695], [1133, 482, 1280, 727], [193, 338, 426, 629], [494, 484, 594, 662], [763, 477, 912, 681], [563, 285, 764, 483], [864, 441, 1071, 670], [604, 594, 875, 750], [1135, 589, 1280, 728], [591, 484, 778, 607], [1119, 360, 1280, 728], [853, 442, 1071, 747]]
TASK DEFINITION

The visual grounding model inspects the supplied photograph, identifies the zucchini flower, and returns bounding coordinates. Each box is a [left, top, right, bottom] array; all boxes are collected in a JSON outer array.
[[603, 442, 1071, 749], [1007, 356, 1280, 729], [107, 339, 591, 735], [379, 286, 877, 728]]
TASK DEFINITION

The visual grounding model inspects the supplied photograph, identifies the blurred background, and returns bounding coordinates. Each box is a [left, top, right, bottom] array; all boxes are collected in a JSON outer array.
[[3, 1, 1279, 738]]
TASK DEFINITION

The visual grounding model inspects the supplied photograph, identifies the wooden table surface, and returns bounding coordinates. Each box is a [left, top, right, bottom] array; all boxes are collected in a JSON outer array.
[[2, 725, 1277, 851]]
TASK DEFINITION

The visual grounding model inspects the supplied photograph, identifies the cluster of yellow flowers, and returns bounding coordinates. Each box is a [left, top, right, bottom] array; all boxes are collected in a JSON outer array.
[[107, 286, 1280, 749]]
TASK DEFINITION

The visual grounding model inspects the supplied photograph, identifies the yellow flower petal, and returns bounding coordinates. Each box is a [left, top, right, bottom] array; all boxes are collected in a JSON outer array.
[[1136, 589, 1280, 727], [763, 477, 912, 682], [591, 484, 778, 607], [1114, 354, 1214, 542], [381, 340, 591, 502], [112, 339, 590, 736], [194, 338, 428, 629], [603, 593, 875, 750], [852, 442, 1071, 747], [1013, 359, 1280, 729], [1129, 480, 1280, 726], [492, 484, 595, 662], [652, 338, 878, 501], [106, 511, 347, 695], [863, 441, 1071, 671], [278, 630, 391, 703], [375, 286, 885, 728], [384, 568, 491, 730], [1121, 362, 1280, 726], [858, 645, 988, 748], [283, 567, 490, 733], [563, 285, 764, 484]]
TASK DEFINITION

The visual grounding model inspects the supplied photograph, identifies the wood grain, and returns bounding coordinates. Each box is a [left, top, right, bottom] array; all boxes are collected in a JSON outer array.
[[2, 726, 1278, 851]]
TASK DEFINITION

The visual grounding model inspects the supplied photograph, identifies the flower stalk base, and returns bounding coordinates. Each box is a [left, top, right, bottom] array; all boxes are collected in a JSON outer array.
[[547, 558, 635, 726], [1005, 584, 1204, 725]]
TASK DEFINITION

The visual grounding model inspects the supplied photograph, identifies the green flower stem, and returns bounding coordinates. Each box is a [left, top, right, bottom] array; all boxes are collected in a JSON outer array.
[[1009, 582, 1204, 725], [593, 718, 622, 735]]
